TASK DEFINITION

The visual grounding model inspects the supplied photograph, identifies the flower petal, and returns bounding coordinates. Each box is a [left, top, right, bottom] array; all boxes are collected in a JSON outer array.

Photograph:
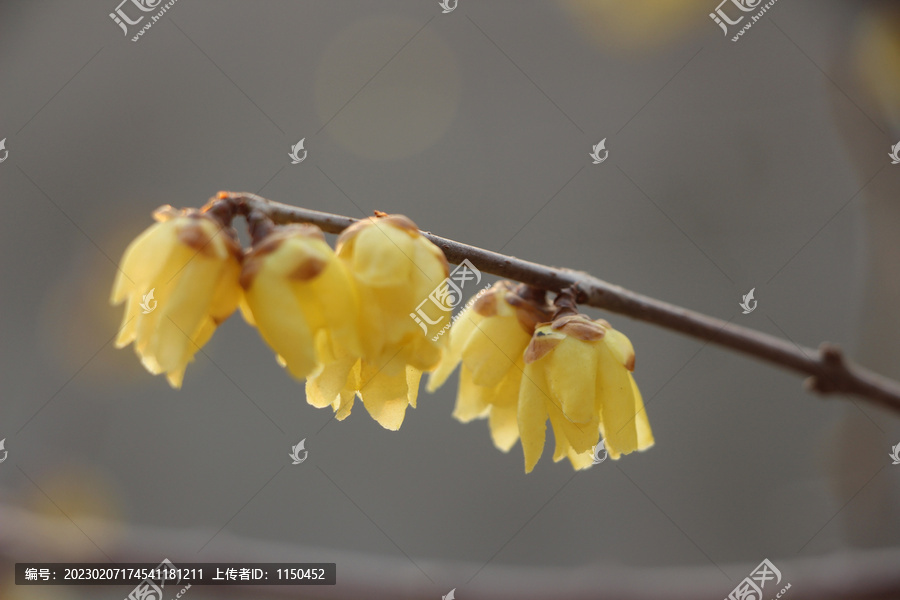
[[359, 360, 411, 430], [596, 343, 639, 458], [489, 401, 519, 452], [546, 337, 597, 424], [307, 356, 359, 408], [518, 362, 549, 473], [631, 373, 655, 451], [461, 315, 529, 388], [452, 366, 492, 422]]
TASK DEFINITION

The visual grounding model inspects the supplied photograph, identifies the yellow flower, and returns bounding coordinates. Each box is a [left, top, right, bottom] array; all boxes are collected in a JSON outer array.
[[428, 281, 552, 451], [305, 214, 450, 430], [111, 205, 242, 388], [519, 314, 654, 472], [239, 224, 362, 381]]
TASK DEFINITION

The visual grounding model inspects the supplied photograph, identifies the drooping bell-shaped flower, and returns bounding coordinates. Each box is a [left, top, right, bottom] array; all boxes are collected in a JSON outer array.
[[305, 214, 450, 430], [111, 205, 242, 388], [239, 223, 362, 381], [428, 281, 553, 451], [519, 313, 653, 472]]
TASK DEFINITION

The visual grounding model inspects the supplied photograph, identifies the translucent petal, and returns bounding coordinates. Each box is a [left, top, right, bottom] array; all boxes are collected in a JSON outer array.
[[151, 257, 222, 377], [348, 224, 416, 287], [111, 219, 179, 304], [489, 401, 519, 452], [461, 316, 528, 388], [452, 367, 492, 422], [306, 356, 359, 408], [358, 360, 411, 430], [114, 296, 142, 348], [406, 366, 422, 409], [631, 373, 655, 451], [334, 360, 361, 420], [546, 337, 597, 424], [545, 393, 600, 455], [596, 343, 639, 458], [244, 270, 318, 380], [603, 326, 635, 371], [566, 447, 595, 470], [518, 362, 550, 473]]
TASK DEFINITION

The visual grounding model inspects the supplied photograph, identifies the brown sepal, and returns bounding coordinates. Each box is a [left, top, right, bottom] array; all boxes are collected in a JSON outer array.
[[524, 327, 562, 363], [551, 315, 606, 342]]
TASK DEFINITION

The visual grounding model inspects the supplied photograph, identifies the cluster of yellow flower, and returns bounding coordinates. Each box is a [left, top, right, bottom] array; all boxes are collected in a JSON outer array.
[[428, 282, 653, 472], [112, 198, 653, 471]]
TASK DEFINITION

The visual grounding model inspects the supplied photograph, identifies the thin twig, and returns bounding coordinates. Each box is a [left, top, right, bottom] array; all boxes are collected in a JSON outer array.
[[216, 192, 900, 415]]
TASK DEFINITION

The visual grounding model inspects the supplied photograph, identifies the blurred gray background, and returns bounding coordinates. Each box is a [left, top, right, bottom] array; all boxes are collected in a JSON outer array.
[[1, 0, 900, 598]]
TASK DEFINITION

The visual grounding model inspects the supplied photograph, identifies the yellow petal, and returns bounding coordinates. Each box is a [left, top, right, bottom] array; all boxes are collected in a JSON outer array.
[[131, 238, 195, 357], [551, 427, 572, 463], [461, 315, 529, 388], [358, 360, 411, 430], [346, 223, 416, 287], [484, 356, 524, 451], [334, 391, 356, 420], [114, 296, 142, 348], [111, 219, 179, 305], [406, 366, 422, 409], [566, 446, 595, 471], [244, 270, 318, 380], [306, 356, 359, 408], [596, 344, 639, 458], [518, 362, 550, 473], [452, 366, 492, 422], [545, 337, 597, 424], [427, 302, 486, 391], [166, 366, 187, 389], [150, 257, 223, 375], [334, 360, 362, 420], [238, 293, 256, 326], [603, 326, 636, 371], [545, 394, 600, 455], [307, 256, 363, 357], [489, 401, 519, 452], [631, 373, 655, 451], [548, 428, 596, 471], [403, 331, 444, 373]]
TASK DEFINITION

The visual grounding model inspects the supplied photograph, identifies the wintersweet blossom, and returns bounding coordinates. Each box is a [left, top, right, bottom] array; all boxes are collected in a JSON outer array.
[[111, 205, 241, 388]]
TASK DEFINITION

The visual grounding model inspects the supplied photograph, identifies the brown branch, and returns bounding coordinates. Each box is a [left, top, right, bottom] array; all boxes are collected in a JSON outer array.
[[2, 502, 900, 600], [216, 191, 900, 415]]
